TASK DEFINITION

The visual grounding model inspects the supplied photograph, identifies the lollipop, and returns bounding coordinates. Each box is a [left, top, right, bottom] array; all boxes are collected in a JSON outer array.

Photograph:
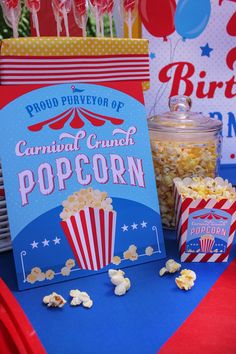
[[52, 0, 72, 37], [0, 0, 21, 38], [25, 0, 40, 37], [121, 0, 137, 38], [72, 0, 87, 37]]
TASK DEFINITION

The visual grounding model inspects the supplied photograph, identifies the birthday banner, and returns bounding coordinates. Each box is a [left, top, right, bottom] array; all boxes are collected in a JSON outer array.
[[139, 0, 236, 170]]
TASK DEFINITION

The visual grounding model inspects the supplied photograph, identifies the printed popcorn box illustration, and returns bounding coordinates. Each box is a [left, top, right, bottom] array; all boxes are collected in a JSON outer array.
[[60, 188, 116, 271], [0, 81, 165, 290], [174, 177, 236, 262]]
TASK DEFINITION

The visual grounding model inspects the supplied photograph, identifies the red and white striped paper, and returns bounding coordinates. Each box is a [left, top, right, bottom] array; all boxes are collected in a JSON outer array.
[[61, 207, 116, 270], [0, 54, 150, 85], [174, 184, 236, 262]]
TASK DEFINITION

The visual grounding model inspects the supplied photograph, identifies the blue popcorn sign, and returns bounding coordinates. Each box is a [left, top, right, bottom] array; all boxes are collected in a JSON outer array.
[[0, 82, 165, 290]]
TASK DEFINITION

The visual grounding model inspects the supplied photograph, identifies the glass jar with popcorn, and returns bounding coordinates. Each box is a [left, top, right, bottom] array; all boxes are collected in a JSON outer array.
[[148, 95, 222, 229]]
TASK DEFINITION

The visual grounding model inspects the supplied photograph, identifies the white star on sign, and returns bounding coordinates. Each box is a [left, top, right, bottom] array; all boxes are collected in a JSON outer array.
[[53, 236, 61, 245], [30, 240, 39, 249], [121, 224, 128, 232], [141, 221, 147, 228], [131, 222, 138, 230], [42, 238, 50, 247]]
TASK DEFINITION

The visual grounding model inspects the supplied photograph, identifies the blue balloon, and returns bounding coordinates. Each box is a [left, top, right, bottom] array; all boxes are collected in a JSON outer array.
[[175, 0, 211, 40]]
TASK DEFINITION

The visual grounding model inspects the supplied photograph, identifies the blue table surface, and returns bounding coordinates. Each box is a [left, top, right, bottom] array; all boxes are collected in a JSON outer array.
[[1, 230, 235, 354]]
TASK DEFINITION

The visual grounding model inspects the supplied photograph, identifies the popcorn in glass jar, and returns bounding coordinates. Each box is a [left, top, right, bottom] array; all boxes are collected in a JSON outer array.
[[148, 96, 222, 229]]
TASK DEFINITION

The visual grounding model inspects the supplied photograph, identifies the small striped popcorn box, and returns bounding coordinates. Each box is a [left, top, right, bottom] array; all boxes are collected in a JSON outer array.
[[61, 207, 117, 271], [174, 181, 236, 262]]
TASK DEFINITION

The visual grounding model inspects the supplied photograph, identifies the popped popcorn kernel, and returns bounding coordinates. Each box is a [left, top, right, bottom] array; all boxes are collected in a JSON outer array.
[[175, 269, 196, 291], [26, 273, 37, 284], [43, 292, 66, 308], [70, 289, 93, 309], [165, 259, 181, 273], [123, 245, 138, 261], [108, 269, 131, 296], [65, 259, 76, 269], [112, 256, 121, 265], [145, 246, 154, 256], [159, 259, 181, 276], [31, 267, 42, 276], [61, 266, 71, 276], [45, 269, 55, 280]]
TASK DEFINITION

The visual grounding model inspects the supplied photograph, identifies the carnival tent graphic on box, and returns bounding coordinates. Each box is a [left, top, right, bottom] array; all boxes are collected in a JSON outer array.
[[139, 0, 236, 180], [0, 82, 165, 290]]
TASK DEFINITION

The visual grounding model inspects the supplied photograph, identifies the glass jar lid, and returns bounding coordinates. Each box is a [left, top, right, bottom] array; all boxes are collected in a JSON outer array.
[[148, 95, 222, 133]]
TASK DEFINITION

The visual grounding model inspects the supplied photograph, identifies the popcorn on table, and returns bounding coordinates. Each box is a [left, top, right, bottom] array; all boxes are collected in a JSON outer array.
[[151, 140, 218, 228], [43, 292, 66, 308], [108, 269, 131, 296], [174, 177, 236, 201], [70, 289, 93, 308], [159, 259, 181, 276], [175, 269, 196, 291], [60, 187, 113, 220]]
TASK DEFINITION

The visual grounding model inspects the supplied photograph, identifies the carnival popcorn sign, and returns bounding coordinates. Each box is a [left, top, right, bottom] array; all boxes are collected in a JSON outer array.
[[0, 82, 165, 290], [139, 0, 236, 168]]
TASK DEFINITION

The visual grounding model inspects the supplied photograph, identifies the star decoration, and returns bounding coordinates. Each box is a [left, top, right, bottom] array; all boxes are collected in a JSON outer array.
[[149, 52, 156, 60], [141, 221, 147, 228], [131, 222, 138, 230], [42, 238, 50, 247], [30, 240, 39, 249], [53, 236, 61, 245], [121, 224, 128, 232], [200, 43, 213, 57]]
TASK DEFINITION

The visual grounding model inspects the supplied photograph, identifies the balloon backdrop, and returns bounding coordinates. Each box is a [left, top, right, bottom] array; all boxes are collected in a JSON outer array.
[[138, 0, 176, 41], [175, 0, 211, 40]]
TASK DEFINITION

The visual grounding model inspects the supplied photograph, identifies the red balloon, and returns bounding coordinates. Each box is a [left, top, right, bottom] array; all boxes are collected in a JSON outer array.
[[227, 11, 236, 37], [139, 0, 176, 41]]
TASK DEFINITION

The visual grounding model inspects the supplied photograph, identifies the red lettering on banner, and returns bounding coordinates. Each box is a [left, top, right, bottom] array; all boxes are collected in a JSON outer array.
[[159, 61, 236, 99]]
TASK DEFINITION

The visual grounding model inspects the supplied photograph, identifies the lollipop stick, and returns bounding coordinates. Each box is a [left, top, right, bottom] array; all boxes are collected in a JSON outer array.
[[100, 16, 104, 37], [109, 12, 113, 37], [128, 9, 132, 38], [10, 8, 18, 38], [62, 6, 70, 37], [56, 17, 61, 37], [95, 9, 100, 37], [82, 14, 87, 37], [32, 8, 40, 37]]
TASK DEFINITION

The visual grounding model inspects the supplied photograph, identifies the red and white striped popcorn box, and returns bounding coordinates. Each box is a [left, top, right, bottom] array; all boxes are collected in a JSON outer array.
[[174, 182, 236, 262], [61, 207, 117, 271]]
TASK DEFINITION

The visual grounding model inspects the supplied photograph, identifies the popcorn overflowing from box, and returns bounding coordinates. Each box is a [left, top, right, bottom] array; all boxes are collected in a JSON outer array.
[[60, 188, 117, 271], [174, 177, 236, 262]]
